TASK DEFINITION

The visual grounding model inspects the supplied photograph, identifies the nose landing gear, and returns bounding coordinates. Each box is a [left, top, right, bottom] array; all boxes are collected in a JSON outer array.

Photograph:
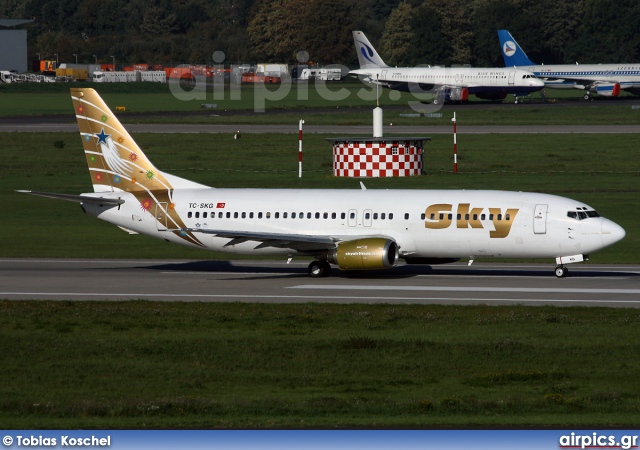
[[555, 265, 569, 278]]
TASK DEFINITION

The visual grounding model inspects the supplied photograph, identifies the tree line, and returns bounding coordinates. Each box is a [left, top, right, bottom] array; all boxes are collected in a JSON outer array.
[[1, 0, 639, 68]]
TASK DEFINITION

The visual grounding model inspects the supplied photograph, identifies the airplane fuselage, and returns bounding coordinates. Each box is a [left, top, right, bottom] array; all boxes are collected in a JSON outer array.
[[83, 188, 624, 262], [350, 66, 544, 99], [515, 64, 640, 91]]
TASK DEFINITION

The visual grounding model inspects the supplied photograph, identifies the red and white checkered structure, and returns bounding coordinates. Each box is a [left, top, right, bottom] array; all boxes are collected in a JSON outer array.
[[327, 138, 427, 178]]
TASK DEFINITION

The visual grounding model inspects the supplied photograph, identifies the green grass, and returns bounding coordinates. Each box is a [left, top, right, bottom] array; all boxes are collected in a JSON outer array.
[[2, 81, 640, 126], [1, 301, 639, 428], [2, 131, 638, 262]]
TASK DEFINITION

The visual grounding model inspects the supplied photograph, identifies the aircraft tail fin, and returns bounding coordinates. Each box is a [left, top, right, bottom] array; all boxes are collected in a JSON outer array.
[[71, 88, 208, 194], [497, 30, 536, 66], [353, 31, 388, 69]]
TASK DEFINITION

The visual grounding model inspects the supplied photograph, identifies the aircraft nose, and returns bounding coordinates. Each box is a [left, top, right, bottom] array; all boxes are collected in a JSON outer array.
[[601, 219, 626, 248]]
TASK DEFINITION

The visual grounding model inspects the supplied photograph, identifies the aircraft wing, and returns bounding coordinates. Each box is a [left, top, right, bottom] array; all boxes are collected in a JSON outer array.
[[191, 228, 339, 252], [191, 228, 387, 253]]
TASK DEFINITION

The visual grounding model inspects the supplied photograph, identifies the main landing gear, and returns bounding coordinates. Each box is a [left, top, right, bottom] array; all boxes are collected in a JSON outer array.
[[555, 265, 569, 278], [308, 260, 331, 278]]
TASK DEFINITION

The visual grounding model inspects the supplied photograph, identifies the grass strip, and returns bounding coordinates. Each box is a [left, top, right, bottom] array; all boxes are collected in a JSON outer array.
[[1, 301, 639, 428]]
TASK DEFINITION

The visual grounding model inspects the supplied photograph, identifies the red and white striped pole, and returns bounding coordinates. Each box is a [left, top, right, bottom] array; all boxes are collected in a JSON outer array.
[[452, 112, 458, 174], [298, 119, 304, 178]]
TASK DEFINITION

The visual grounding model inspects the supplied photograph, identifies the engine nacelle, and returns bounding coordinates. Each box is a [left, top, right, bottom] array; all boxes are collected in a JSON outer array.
[[595, 83, 621, 97], [434, 87, 469, 102], [328, 238, 398, 271]]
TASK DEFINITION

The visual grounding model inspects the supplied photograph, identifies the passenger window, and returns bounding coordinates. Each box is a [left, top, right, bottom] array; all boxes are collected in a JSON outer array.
[[283, 212, 288, 219], [465, 214, 469, 220], [275, 212, 279, 219], [315, 212, 320, 219], [226, 212, 231, 218], [341, 212, 346, 220], [350, 212, 355, 219], [448, 214, 452, 220], [250, 212, 254, 219], [323, 212, 328, 219], [188, 212, 192, 218], [404, 213, 409, 220], [292, 212, 296, 219], [480, 214, 485, 220], [374, 213, 378, 220], [307, 212, 312, 219], [420, 213, 425, 220], [218, 212, 223, 218], [389, 213, 393, 220], [195, 212, 200, 218], [266, 212, 271, 219], [497, 214, 502, 221], [456, 214, 461, 220], [241, 212, 246, 219], [203, 212, 208, 219], [489, 214, 494, 220], [258, 212, 263, 219], [234, 212, 238, 218], [381, 213, 385, 220], [505, 214, 510, 220]]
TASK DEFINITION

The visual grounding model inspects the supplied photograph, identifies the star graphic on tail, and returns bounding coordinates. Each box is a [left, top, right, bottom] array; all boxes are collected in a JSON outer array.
[[96, 128, 110, 144]]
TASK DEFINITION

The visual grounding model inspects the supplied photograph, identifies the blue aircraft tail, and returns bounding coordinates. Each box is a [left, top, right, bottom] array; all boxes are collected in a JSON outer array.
[[497, 30, 536, 66]]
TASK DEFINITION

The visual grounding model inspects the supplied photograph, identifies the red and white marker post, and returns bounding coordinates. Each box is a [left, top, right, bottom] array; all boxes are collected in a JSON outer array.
[[298, 119, 304, 178], [452, 112, 458, 174]]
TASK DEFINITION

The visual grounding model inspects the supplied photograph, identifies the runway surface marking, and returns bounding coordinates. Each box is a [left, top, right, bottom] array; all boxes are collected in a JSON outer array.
[[290, 285, 640, 294], [2, 292, 640, 304]]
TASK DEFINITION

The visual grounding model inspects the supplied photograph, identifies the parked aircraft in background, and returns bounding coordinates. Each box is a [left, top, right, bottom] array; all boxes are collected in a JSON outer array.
[[498, 29, 640, 100], [18, 88, 625, 278], [350, 30, 544, 104]]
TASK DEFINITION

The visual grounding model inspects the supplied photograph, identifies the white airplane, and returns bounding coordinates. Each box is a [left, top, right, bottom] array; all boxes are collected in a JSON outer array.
[[19, 88, 625, 278], [350, 30, 544, 104], [498, 29, 640, 100]]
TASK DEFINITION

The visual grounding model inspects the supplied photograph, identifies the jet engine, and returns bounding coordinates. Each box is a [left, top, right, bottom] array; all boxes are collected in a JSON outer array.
[[594, 83, 621, 97], [327, 238, 398, 271]]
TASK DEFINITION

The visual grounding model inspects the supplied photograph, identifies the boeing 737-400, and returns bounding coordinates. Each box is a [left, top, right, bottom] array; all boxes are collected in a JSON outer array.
[[350, 31, 544, 104], [19, 88, 625, 278], [498, 29, 640, 100]]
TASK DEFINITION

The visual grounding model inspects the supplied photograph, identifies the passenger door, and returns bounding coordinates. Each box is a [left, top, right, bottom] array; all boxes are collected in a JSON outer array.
[[533, 204, 548, 234]]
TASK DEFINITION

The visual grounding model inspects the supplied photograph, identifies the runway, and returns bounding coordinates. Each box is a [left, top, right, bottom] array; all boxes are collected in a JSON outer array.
[[2, 258, 640, 307]]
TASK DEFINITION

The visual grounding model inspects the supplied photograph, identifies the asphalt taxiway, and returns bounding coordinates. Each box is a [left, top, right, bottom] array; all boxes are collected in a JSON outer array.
[[2, 123, 640, 134], [2, 259, 639, 307]]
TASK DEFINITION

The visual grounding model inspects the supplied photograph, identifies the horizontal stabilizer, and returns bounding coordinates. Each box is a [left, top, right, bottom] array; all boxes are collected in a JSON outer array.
[[17, 190, 125, 205]]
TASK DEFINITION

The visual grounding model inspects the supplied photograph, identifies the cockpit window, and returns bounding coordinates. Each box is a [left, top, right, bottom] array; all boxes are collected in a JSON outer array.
[[567, 210, 600, 220]]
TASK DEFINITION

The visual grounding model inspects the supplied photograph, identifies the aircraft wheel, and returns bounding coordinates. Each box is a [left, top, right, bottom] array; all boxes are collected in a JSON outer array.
[[554, 265, 569, 278], [514, 98, 519, 104], [308, 260, 331, 278], [432, 98, 440, 105], [583, 93, 592, 101]]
